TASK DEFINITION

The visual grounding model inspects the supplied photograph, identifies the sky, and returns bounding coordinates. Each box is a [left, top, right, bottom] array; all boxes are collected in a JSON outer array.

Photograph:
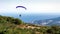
[[0, 0, 60, 15]]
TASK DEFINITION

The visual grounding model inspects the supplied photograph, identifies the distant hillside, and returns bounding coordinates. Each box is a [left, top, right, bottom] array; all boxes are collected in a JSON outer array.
[[33, 17, 60, 26]]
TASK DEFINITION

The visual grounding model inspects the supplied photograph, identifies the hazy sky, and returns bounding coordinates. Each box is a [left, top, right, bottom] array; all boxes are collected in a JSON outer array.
[[0, 0, 60, 15]]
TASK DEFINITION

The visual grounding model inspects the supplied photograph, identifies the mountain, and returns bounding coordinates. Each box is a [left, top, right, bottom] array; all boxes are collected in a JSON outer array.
[[0, 15, 60, 34], [32, 17, 60, 26]]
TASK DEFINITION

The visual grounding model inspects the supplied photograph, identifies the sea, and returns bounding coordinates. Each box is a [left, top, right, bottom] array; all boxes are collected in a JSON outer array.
[[0, 13, 60, 23]]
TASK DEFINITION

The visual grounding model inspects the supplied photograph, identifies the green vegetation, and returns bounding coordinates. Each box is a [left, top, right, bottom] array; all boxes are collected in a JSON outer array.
[[0, 15, 60, 34]]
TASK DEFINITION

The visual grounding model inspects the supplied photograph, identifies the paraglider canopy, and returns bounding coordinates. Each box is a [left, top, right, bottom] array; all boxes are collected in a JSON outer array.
[[16, 6, 27, 17], [16, 6, 27, 10]]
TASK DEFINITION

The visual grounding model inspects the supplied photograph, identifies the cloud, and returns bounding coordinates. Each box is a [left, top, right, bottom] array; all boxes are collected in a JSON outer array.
[[0, 0, 60, 14]]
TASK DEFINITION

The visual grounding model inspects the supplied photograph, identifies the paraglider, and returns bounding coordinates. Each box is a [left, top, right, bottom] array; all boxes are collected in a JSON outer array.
[[16, 6, 27, 10], [16, 6, 27, 17], [19, 14, 21, 17]]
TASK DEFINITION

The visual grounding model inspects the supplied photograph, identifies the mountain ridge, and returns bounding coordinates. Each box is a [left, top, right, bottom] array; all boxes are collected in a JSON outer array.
[[32, 17, 60, 26]]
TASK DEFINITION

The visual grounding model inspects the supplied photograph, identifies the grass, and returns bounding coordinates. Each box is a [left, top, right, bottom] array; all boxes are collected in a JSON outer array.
[[0, 15, 60, 34]]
